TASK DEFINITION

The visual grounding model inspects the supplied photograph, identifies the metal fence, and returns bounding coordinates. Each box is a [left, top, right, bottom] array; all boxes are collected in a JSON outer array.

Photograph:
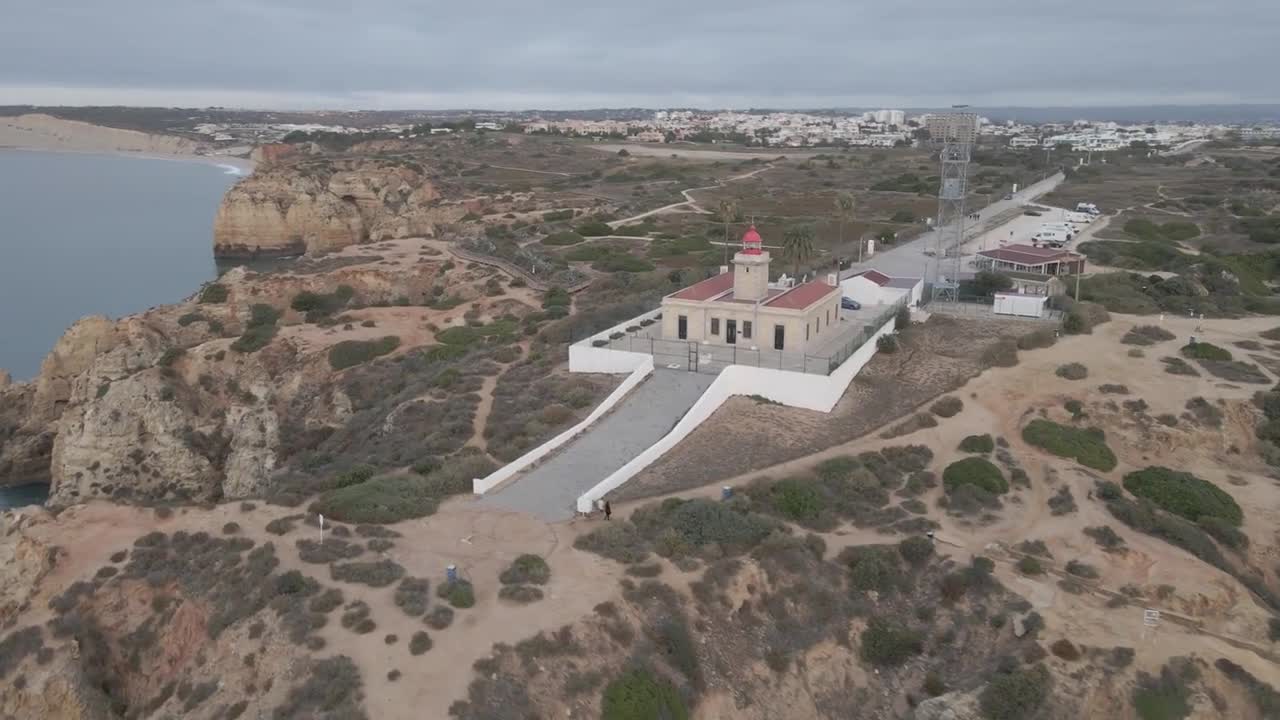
[[590, 297, 908, 377]]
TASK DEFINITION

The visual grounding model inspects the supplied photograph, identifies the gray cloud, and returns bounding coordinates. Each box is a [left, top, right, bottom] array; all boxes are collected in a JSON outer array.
[[1, 0, 1276, 109]]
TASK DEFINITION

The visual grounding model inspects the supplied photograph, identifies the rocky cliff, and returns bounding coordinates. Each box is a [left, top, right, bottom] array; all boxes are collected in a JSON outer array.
[[212, 163, 459, 258]]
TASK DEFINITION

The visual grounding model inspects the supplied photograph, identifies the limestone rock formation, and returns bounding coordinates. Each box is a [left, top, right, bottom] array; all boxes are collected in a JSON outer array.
[[213, 163, 458, 258], [0, 509, 59, 627], [912, 692, 980, 720]]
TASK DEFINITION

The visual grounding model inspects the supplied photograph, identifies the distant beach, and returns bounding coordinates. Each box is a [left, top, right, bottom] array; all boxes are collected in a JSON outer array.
[[0, 112, 254, 175]]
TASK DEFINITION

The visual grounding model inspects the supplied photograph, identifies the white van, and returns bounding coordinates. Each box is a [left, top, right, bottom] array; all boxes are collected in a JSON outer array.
[[1039, 223, 1075, 238], [1033, 229, 1070, 247], [1075, 202, 1101, 215], [1064, 211, 1094, 224]]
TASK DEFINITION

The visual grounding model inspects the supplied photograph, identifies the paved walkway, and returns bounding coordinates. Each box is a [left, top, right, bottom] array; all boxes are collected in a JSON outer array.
[[479, 369, 715, 521]]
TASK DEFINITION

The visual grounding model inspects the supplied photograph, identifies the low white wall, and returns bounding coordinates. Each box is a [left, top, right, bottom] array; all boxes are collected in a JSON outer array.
[[473, 355, 654, 495], [574, 314, 898, 512], [572, 308, 663, 348]]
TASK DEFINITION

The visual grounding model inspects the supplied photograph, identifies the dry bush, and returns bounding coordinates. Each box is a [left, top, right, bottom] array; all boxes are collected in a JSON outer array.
[[930, 396, 964, 418], [296, 538, 364, 564], [330, 560, 405, 588], [394, 577, 431, 617]]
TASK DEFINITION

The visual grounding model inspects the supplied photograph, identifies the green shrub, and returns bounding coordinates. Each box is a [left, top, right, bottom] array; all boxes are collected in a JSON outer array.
[[312, 475, 441, 524], [761, 477, 824, 525], [859, 617, 923, 666], [1180, 341, 1232, 362], [499, 554, 551, 585], [230, 323, 277, 353], [942, 457, 1007, 495], [328, 463, 373, 489], [198, 283, 229, 304], [959, 434, 994, 454], [1055, 362, 1088, 380], [1122, 467, 1242, 526], [542, 286, 571, 308], [601, 667, 688, 720], [436, 579, 475, 608], [328, 336, 401, 370], [573, 523, 649, 564], [543, 231, 586, 246], [542, 209, 574, 222], [979, 665, 1052, 720], [876, 334, 898, 353], [898, 536, 933, 566], [1021, 419, 1118, 472], [576, 220, 614, 237], [1017, 556, 1043, 575]]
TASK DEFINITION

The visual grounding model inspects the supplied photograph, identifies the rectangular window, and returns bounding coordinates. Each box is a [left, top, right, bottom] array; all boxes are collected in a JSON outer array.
[[826, 309, 831, 326], [742, 321, 752, 339], [806, 323, 810, 341], [710, 318, 720, 335], [774, 325, 785, 350], [678, 315, 688, 340]]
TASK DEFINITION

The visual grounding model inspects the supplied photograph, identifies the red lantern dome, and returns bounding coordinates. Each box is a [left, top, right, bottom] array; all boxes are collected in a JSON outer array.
[[740, 225, 763, 255]]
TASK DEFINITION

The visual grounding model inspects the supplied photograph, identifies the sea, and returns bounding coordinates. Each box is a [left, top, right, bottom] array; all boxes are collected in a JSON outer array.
[[0, 149, 243, 509]]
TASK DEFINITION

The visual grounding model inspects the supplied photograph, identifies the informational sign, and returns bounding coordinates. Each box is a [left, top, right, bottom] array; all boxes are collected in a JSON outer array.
[[1143, 609, 1161, 627]]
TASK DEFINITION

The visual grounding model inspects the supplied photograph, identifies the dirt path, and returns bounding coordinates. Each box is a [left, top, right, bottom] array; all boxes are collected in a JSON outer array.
[[608, 163, 776, 228], [468, 374, 500, 454]]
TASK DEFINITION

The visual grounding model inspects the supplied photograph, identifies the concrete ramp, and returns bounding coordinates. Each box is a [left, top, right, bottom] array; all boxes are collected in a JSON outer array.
[[479, 369, 714, 521]]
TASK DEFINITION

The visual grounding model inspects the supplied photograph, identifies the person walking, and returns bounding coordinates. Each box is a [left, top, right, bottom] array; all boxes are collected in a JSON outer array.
[[603, 501, 612, 521]]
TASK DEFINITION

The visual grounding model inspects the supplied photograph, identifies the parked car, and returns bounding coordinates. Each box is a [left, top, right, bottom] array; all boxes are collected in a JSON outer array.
[[841, 297, 862, 311], [1024, 210, 1042, 216]]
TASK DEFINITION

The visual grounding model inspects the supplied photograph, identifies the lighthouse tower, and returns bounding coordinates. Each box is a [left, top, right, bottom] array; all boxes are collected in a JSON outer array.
[[733, 225, 770, 301]]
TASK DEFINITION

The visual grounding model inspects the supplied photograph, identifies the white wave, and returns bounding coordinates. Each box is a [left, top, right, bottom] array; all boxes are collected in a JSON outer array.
[[216, 163, 246, 176]]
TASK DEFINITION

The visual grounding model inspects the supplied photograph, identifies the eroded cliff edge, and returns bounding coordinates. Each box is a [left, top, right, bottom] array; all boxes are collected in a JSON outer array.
[[212, 146, 462, 258]]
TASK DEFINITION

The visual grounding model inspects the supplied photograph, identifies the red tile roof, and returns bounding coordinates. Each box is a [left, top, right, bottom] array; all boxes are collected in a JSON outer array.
[[850, 269, 891, 286], [669, 271, 734, 301], [978, 244, 1081, 266], [765, 280, 839, 310]]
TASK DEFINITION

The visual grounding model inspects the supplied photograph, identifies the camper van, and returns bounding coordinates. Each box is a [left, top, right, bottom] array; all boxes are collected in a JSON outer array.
[[1075, 202, 1101, 215], [1064, 211, 1094, 224], [1032, 229, 1070, 247]]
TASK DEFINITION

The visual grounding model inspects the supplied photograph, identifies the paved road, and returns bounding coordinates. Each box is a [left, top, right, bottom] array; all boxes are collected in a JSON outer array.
[[842, 172, 1065, 281], [479, 370, 714, 521]]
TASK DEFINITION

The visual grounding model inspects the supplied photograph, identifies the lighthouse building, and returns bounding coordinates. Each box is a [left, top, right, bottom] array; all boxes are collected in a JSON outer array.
[[659, 226, 841, 353]]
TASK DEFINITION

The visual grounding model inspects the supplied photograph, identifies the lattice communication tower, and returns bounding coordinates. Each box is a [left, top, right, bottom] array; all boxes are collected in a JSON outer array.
[[930, 114, 975, 302]]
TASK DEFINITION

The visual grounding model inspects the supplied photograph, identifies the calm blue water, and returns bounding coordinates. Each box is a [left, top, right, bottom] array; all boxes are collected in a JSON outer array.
[[0, 483, 49, 510], [0, 150, 240, 508], [0, 150, 240, 381]]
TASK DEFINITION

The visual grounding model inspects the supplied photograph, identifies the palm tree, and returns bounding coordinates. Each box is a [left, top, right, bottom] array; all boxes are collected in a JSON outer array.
[[783, 225, 815, 281], [717, 198, 739, 266], [834, 192, 855, 270]]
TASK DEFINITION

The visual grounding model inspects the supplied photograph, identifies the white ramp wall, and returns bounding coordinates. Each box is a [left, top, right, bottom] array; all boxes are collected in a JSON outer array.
[[575, 314, 898, 512], [472, 354, 653, 495]]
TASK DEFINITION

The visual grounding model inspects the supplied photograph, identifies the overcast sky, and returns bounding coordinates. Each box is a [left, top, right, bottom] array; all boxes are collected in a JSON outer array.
[[1, 0, 1277, 110]]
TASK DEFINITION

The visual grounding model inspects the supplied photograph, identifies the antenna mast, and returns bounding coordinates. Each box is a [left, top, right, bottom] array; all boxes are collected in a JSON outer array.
[[931, 113, 975, 302]]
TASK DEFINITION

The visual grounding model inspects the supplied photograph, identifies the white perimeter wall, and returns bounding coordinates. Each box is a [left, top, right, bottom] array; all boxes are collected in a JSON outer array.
[[574, 313, 899, 512], [472, 353, 653, 494]]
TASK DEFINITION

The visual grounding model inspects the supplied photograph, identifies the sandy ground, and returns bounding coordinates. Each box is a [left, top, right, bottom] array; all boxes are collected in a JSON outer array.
[[616, 312, 1280, 671], [0, 113, 253, 174], [17, 497, 624, 720], [10, 311, 1280, 717]]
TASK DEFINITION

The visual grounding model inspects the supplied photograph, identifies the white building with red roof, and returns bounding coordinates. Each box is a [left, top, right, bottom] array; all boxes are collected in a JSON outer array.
[[660, 226, 842, 352]]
